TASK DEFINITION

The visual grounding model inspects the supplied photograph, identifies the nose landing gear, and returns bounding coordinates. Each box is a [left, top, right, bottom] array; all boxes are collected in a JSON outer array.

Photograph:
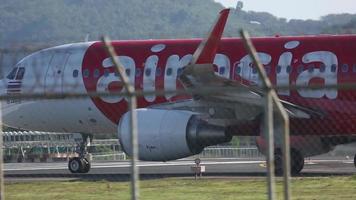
[[68, 157, 91, 173], [68, 133, 92, 173]]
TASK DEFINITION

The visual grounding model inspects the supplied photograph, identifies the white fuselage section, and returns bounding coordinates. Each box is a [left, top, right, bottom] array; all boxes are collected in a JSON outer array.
[[2, 43, 116, 135]]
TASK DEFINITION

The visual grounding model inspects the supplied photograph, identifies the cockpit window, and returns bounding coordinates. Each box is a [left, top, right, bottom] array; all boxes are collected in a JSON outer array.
[[15, 67, 26, 80], [6, 67, 18, 79], [7, 67, 26, 80]]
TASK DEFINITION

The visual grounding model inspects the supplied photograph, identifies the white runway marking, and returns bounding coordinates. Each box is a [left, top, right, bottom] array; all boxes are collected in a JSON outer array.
[[4, 160, 264, 171], [4, 159, 353, 172]]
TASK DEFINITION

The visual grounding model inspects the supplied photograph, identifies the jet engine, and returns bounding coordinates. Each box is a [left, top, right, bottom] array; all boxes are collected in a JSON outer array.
[[118, 109, 232, 161]]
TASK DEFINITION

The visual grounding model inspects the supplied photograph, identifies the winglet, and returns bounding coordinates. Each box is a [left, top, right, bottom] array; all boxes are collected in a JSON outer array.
[[190, 9, 230, 65]]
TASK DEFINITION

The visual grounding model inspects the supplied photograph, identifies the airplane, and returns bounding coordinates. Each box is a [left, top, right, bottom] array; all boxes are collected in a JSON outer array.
[[2, 9, 356, 175]]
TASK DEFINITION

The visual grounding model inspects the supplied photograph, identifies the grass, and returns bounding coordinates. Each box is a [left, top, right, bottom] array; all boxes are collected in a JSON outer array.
[[5, 176, 356, 200]]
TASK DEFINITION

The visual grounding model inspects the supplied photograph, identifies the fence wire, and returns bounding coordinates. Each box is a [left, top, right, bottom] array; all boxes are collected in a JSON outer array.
[[1, 39, 356, 200]]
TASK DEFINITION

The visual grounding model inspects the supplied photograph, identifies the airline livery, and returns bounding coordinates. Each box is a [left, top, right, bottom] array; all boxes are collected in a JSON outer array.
[[2, 9, 356, 174]]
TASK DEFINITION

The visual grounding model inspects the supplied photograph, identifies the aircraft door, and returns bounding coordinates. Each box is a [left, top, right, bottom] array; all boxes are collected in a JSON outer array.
[[44, 52, 70, 94], [62, 51, 83, 94]]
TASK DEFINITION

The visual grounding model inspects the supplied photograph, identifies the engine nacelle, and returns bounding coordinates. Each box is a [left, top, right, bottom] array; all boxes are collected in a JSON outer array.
[[118, 109, 232, 161]]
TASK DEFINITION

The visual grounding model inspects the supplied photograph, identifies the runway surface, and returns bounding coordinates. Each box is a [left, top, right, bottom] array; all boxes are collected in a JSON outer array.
[[4, 157, 356, 181]]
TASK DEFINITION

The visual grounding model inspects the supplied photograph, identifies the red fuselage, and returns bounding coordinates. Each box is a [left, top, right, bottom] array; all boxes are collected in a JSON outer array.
[[81, 35, 356, 136]]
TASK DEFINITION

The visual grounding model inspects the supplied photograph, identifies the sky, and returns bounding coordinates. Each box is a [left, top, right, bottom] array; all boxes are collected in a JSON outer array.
[[214, 0, 356, 20]]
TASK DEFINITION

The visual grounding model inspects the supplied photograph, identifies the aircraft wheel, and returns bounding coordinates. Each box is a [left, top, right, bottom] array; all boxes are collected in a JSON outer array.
[[274, 149, 283, 176], [274, 148, 304, 176], [68, 157, 84, 173], [68, 157, 91, 173], [82, 158, 91, 173], [291, 149, 304, 175], [354, 154, 356, 168]]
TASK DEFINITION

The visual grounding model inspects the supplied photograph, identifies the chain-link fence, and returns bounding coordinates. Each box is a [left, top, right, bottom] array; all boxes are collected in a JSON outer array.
[[1, 24, 356, 200]]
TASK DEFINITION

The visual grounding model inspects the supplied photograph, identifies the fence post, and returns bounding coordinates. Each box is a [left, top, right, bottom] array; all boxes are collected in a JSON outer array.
[[240, 30, 291, 200], [102, 37, 139, 200]]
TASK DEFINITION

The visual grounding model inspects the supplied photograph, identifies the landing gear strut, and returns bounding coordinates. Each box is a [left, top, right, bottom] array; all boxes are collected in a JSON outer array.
[[274, 148, 304, 176], [68, 134, 92, 173]]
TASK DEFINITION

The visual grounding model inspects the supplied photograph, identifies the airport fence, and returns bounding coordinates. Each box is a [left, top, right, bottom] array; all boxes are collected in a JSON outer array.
[[91, 147, 263, 161], [199, 147, 263, 158], [1, 132, 261, 162], [1, 34, 356, 200]]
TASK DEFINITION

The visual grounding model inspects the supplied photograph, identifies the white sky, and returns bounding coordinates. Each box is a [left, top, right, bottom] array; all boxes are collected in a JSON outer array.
[[214, 0, 356, 20]]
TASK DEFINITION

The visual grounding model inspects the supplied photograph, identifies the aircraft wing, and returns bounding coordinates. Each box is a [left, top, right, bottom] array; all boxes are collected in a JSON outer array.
[[175, 9, 322, 121]]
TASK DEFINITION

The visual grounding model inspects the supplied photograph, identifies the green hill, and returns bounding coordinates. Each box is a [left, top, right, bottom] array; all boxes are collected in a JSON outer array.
[[0, 0, 355, 47]]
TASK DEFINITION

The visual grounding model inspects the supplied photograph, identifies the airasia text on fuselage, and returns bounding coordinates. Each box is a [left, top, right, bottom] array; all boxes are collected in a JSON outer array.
[[93, 40, 338, 104]]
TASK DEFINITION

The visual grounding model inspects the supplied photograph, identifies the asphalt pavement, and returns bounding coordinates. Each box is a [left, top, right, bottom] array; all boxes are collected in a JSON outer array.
[[4, 157, 356, 182]]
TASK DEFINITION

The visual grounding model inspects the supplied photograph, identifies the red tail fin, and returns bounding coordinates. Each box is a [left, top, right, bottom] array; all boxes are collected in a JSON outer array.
[[190, 9, 230, 65]]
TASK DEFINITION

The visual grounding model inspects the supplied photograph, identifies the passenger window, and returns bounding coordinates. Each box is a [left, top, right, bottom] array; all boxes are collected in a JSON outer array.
[[320, 64, 326, 73], [331, 64, 337, 73], [166, 68, 173, 76], [219, 67, 226, 75], [125, 69, 131, 76], [6, 67, 18, 79], [276, 65, 281, 73], [308, 65, 314, 73], [177, 68, 183, 76], [83, 69, 90, 78], [104, 69, 110, 77], [72, 69, 79, 78], [342, 64, 349, 73], [286, 65, 291, 74], [235, 66, 241, 74], [15, 67, 25, 80], [252, 67, 257, 74], [145, 68, 151, 76], [94, 69, 100, 78]]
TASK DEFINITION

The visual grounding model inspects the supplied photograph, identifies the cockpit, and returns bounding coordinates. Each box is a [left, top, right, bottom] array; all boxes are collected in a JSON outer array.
[[6, 66, 26, 80]]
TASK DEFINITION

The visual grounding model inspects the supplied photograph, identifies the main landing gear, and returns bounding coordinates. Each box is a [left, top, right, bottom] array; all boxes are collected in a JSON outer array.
[[68, 134, 92, 173], [274, 148, 304, 176]]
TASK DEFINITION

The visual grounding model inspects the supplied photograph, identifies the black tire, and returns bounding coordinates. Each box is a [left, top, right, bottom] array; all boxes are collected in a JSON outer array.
[[274, 149, 283, 176], [274, 148, 304, 176], [68, 157, 83, 173], [291, 149, 304, 175], [353, 154, 356, 168], [81, 158, 91, 173]]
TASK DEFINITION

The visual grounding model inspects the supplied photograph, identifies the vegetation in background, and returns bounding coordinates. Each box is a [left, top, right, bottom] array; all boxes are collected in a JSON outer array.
[[229, 137, 240, 147], [0, 0, 356, 47]]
